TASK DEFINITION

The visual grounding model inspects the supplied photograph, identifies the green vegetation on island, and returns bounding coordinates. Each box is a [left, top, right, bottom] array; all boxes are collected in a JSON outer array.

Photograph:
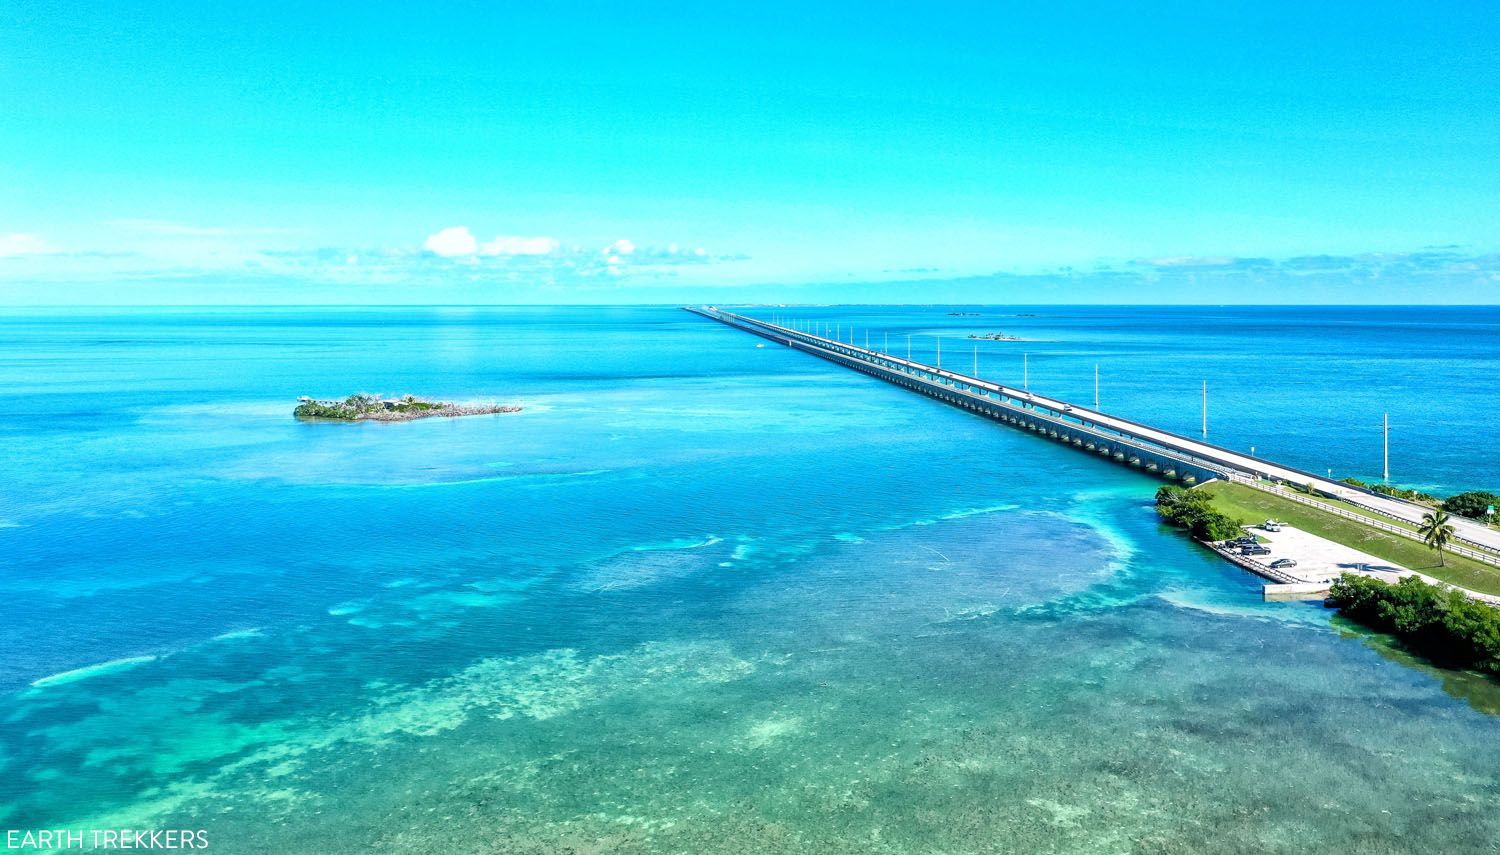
[[1329, 573, 1500, 675], [1154, 485, 1246, 541], [294, 393, 520, 422], [1163, 479, 1500, 676], [1200, 481, 1500, 596], [1443, 490, 1499, 521]]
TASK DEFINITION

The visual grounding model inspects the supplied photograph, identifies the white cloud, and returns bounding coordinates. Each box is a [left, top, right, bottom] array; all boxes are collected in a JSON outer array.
[[480, 235, 559, 256], [400, 227, 727, 282], [1139, 256, 1236, 268], [423, 226, 478, 257], [0, 233, 50, 257]]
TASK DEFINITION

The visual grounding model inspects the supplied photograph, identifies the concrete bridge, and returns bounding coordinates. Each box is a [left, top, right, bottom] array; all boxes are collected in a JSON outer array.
[[685, 305, 1500, 560], [687, 306, 1229, 485]]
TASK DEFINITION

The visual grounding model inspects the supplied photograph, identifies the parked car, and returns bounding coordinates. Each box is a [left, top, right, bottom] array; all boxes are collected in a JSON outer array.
[[1269, 558, 1298, 570], [1230, 536, 1258, 546], [1262, 520, 1283, 532], [1240, 545, 1272, 556]]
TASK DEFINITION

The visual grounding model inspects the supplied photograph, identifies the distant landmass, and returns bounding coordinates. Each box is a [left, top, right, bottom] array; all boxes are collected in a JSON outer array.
[[294, 393, 521, 422], [967, 332, 1023, 341]]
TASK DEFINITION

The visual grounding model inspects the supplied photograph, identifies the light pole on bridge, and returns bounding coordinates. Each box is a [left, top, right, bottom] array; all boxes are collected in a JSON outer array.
[[1384, 412, 1390, 482], [1201, 381, 1207, 439]]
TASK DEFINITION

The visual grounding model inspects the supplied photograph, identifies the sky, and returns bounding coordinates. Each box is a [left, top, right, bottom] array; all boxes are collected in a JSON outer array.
[[3, 0, 1500, 304]]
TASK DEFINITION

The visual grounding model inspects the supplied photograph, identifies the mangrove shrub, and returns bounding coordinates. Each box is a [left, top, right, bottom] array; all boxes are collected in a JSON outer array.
[[1329, 574, 1500, 674], [1155, 486, 1246, 542]]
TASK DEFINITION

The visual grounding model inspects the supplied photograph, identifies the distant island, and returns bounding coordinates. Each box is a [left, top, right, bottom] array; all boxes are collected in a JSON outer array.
[[294, 393, 521, 422], [966, 332, 1023, 341], [946, 311, 980, 316]]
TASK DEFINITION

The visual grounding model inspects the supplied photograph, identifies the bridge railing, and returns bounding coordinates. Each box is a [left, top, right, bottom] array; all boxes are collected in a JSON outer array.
[[787, 334, 1234, 480], [717, 309, 1250, 478]]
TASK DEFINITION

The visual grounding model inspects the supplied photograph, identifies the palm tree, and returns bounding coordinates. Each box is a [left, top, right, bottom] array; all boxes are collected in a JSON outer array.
[[1419, 510, 1456, 566]]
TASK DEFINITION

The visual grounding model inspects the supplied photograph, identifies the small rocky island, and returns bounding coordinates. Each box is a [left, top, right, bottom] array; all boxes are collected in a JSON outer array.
[[294, 393, 521, 422], [967, 332, 1023, 341]]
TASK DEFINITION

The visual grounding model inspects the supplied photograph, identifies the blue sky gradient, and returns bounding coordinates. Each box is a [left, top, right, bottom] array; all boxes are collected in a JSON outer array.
[[3, 1, 1500, 303]]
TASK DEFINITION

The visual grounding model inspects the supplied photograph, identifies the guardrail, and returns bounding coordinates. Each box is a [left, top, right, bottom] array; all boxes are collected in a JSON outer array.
[[1227, 474, 1500, 569], [788, 337, 1227, 478], [1206, 541, 1303, 584]]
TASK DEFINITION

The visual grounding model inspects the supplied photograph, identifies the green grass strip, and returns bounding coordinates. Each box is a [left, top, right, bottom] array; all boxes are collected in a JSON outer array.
[[1201, 481, 1500, 597]]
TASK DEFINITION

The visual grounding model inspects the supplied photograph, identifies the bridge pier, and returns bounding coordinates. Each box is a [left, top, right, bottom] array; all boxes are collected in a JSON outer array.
[[687, 307, 1233, 487]]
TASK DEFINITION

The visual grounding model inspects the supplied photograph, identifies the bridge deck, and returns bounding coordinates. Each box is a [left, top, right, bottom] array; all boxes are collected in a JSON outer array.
[[687, 306, 1500, 559]]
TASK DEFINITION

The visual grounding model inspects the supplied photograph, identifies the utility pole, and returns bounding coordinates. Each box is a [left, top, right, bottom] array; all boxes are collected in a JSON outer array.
[[1094, 364, 1099, 409], [884, 331, 888, 354], [1023, 353, 1029, 390], [1202, 381, 1207, 438], [936, 336, 941, 370], [865, 329, 868, 349], [973, 346, 978, 377], [1383, 412, 1390, 481]]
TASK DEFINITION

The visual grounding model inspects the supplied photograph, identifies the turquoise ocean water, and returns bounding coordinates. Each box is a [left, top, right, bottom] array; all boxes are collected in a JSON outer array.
[[3, 305, 1500, 852]]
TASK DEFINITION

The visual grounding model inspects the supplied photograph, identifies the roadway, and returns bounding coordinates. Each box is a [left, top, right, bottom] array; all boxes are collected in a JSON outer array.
[[697, 306, 1500, 557]]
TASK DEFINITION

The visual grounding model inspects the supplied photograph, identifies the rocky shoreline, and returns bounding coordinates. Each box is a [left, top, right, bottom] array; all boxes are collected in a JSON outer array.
[[295, 394, 521, 422]]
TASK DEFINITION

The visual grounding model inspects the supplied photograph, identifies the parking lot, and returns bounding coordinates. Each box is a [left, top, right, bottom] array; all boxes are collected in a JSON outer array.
[[1234, 521, 1406, 585]]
